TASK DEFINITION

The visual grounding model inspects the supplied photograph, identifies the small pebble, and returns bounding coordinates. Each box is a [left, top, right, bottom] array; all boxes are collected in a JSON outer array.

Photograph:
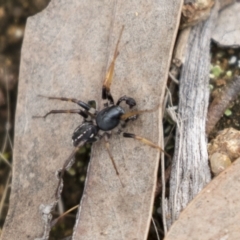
[[228, 56, 237, 66]]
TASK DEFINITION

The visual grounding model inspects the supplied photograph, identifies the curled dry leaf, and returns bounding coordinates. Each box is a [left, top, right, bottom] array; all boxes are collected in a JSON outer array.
[[181, 0, 214, 28]]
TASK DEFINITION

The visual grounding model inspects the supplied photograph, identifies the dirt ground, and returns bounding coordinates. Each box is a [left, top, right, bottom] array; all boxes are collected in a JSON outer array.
[[0, 1, 240, 240]]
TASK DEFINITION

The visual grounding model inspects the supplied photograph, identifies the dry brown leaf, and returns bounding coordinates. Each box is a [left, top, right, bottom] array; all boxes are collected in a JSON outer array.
[[1, 0, 183, 240], [165, 157, 240, 240]]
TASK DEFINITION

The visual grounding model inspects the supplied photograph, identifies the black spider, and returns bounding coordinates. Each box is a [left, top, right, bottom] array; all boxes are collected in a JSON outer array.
[[34, 26, 167, 197]]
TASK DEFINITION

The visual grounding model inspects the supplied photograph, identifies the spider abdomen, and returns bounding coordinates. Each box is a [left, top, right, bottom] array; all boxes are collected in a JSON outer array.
[[96, 105, 124, 131], [72, 122, 98, 147]]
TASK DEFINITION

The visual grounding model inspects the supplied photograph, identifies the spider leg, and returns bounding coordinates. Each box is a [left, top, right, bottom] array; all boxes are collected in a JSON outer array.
[[102, 26, 124, 105], [116, 97, 138, 129], [120, 116, 138, 129], [116, 95, 136, 109], [120, 104, 160, 121], [55, 140, 87, 198], [103, 133, 124, 187], [123, 132, 171, 158], [37, 95, 96, 114], [33, 109, 89, 119]]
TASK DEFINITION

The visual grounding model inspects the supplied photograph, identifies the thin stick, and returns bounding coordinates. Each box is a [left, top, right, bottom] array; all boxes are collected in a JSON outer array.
[[51, 204, 79, 227], [151, 217, 161, 240], [161, 129, 167, 235], [55, 141, 86, 198]]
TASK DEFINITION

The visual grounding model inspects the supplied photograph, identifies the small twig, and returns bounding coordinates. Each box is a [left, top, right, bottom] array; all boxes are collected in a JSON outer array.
[[0, 153, 11, 168], [151, 217, 161, 240], [0, 67, 13, 218], [168, 72, 179, 85], [155, 165, 171, 197], [51, 204, 79, 227], [161, 130, 167, 235], [0, 169, 11, 219]]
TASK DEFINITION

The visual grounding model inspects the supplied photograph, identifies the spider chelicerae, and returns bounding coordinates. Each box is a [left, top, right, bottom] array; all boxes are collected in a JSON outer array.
[[34, 26, 167, 197]]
